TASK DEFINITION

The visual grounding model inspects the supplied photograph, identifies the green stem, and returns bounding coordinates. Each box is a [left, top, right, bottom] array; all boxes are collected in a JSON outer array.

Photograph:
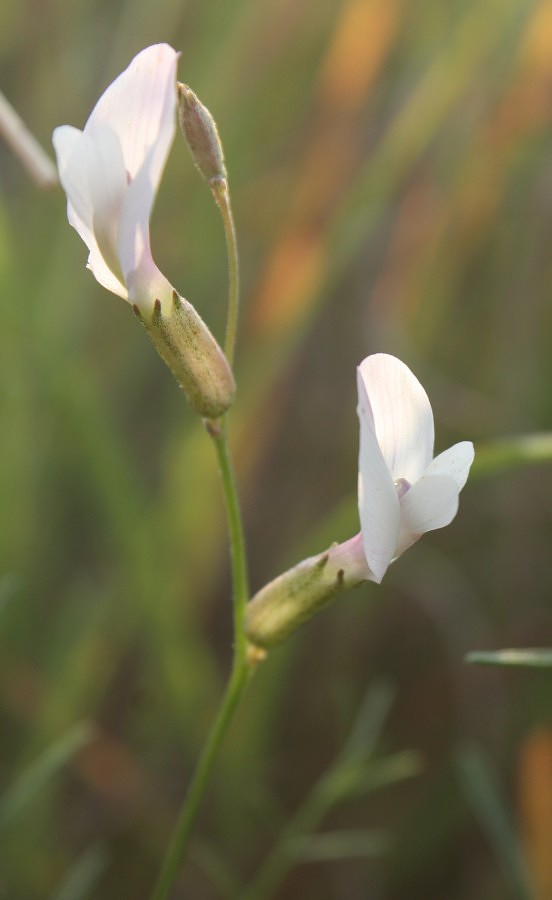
[[209, 420, 250, 660], [149, 169, 250, 900], [150, 658, 253, 900], [149, 422, 255, 900], [212, 179, 240, 367]]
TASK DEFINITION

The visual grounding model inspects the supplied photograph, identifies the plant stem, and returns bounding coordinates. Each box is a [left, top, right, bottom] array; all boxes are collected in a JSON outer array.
[[149, 421, 255, 900], [209, 419, 250, 662], [212, 179, 240, 368], [150, 657, 253, 900], [149, 168, 252, 900]]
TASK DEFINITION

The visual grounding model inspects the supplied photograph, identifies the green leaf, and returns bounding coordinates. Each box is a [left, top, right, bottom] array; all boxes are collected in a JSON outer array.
[[289, 829, 390, 862], [466, 649, 552, 668], [470, 433, 552, 479], [50, 845, 108, 900], [347, 751, 424, 798], [0, 722, 95, 830], [0, 572, 20, 616], [341, 680, 395, 762], [455, 742, 532, 900]]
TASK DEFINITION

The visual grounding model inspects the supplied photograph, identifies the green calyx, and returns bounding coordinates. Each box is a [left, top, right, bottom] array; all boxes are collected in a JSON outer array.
[[134, 291, 235, 420]]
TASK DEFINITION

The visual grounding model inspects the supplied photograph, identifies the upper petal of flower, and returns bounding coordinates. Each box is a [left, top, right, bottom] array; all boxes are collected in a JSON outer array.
[[357, 368, 401, 583], [87, 44, 178, 300], [53, 44, 178, 302], [85, 44, 177, 196], [357, 354, 434, 484]]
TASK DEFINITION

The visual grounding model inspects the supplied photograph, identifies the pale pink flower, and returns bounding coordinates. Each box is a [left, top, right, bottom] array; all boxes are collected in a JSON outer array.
[[357, 353, 474, 583], [52, 45, 236, 419], [246, 354, 473, 648], [52, 44, 178, 314]]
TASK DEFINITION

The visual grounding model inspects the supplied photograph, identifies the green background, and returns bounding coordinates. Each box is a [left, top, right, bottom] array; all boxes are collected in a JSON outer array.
[[1, 0, 552, 897]]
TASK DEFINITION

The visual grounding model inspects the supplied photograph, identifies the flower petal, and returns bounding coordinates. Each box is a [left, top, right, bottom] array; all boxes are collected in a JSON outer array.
[[89, 45, 178, 297], [85, 44, 177, 194], [53, 125, 96, 232], [396, 473, 460, 556], [357, 354, 434, 483], [117, 144, 159, 293], [53, 125, 126, 297], [85, 243, 127, 299], [424, 440, 474, 490], [84, 124, 128, 280], [357, 368, 400, 583]]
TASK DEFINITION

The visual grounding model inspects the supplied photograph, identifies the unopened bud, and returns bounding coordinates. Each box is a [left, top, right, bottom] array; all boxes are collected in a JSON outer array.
[[177, 83, 227, 186], [246, 534, 371, 649], [134, 291, 235, 419]]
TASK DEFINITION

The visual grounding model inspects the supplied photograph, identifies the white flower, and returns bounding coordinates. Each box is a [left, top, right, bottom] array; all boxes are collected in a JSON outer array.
[[245, 354, 474, 649], [52, 43, 178, 315], [52, 44, 236, 418], [357, 353, 474, 583]]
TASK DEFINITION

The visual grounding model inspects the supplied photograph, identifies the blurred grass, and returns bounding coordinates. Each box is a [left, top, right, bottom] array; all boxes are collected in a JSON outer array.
[[1, 0, 552, 897]]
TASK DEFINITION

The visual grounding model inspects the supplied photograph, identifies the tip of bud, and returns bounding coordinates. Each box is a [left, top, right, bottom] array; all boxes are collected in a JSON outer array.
[[177, 82, 227, 185]]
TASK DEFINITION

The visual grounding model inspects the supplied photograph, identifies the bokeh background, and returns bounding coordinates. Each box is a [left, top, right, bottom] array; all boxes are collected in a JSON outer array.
[[1, 0, 552, 897]]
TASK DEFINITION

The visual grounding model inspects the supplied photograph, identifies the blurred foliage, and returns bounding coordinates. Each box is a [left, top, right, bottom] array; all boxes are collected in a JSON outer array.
[[1, 0, 552, 897]]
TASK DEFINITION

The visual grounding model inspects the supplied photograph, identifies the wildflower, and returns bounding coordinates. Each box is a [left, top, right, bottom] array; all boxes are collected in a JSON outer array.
[[246, 353, 473, 648], [53, 44, 234, 419], [357, 353, 473, 582]]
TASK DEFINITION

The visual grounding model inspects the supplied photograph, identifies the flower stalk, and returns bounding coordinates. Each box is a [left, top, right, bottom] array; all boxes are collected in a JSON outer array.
[[211, 179, 240, 368], [149, 419, 256, 900], [207, 419, 250, 657], [149, 77, 254, 900], [150, 659, 253, 900]]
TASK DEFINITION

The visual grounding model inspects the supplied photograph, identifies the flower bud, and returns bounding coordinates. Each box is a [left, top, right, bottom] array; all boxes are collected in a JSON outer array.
[[246, 534, 371, 649], [134, 290, 235, 419], [177, 83, 227, 185]]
